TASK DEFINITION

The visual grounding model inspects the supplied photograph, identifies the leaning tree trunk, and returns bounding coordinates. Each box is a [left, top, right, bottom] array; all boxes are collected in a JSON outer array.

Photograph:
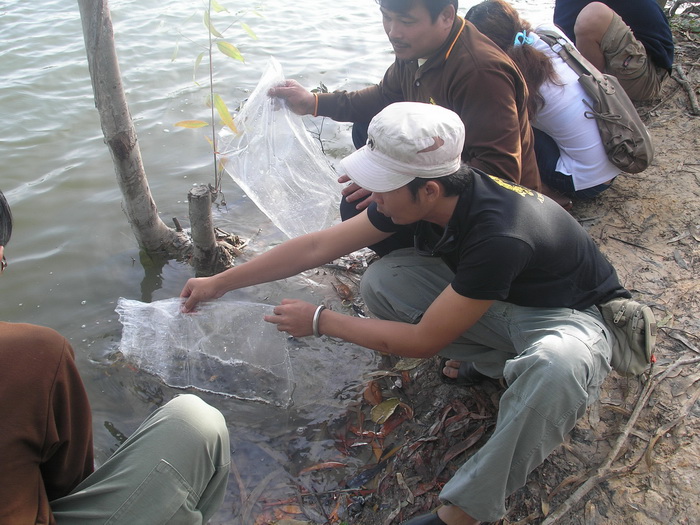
[[78, 0, 190, 257]]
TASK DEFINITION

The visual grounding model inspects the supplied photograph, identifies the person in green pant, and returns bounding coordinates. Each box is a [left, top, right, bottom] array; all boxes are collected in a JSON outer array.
[[0, 189, 230, 525]]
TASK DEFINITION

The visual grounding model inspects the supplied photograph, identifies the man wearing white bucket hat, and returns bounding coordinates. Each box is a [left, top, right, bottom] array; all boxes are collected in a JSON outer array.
[[181, 102, 633, 524]]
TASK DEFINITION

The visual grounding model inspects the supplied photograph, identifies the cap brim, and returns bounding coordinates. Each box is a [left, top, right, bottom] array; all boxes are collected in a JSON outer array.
[[338, 146, 415, 193]]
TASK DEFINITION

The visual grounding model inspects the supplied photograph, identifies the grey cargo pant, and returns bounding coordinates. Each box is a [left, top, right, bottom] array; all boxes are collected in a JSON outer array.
[[361, 249, 612, 521], [51, 394, 230, 524]]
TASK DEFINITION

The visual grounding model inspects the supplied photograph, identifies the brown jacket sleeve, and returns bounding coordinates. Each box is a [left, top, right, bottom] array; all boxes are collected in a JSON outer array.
[[315, 60, 407, 124]]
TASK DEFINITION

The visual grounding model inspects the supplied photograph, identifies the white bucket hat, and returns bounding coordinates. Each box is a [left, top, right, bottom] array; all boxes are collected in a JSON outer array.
[[339, 102, 465, 193]]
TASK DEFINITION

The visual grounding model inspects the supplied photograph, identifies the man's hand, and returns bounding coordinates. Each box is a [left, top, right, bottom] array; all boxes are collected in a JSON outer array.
[[268, 80, 316, 115], [264, 298, 319, 338], [338, 174, 372, 210], [180, 276, 225, 313]]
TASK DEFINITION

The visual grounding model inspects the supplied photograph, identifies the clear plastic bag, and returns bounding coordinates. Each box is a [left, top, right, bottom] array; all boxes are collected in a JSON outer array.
[[218, 57, 341, 239], [116, 295, 381, 413], [116, 297, 294, 407]]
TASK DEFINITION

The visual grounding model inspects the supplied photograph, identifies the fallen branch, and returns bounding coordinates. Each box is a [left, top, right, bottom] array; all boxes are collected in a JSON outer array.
[[672, 64, 700, 116], [541, 354, 700, 524]]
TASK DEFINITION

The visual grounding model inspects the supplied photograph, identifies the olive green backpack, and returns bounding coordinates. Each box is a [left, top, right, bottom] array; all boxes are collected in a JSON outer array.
[[537, 29, 655, 174]]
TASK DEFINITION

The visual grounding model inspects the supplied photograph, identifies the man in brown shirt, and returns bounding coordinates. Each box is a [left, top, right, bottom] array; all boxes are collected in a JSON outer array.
[[270, 0, 542, 254], [0, 190, 231, 524], [0, 322, 94, 525]]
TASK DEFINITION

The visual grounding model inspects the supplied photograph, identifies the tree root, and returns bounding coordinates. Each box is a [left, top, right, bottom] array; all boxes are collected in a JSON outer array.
[[541, 354, 700, 524]]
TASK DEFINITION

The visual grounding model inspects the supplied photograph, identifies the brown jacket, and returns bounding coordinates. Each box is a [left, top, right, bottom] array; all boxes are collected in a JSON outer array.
[[317, 17, 540, 191], [0, 322, 94, 525]]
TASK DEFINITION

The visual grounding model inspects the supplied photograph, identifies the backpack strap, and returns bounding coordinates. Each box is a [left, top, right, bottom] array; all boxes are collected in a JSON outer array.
[[535, 29, 616, 95]]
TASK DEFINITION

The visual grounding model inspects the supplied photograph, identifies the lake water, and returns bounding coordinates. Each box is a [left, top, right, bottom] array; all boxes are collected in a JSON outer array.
[[1, 0, 554, 522]]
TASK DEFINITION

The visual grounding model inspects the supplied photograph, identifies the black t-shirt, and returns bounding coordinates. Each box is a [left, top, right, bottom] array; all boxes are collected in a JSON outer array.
[[553, 0, 674, 71], [367, 171, 630, 310]]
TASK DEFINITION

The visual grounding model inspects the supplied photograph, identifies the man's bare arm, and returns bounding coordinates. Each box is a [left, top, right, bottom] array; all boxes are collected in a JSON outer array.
[[269, 284, 494, 358], [180, 211, 390, 312]]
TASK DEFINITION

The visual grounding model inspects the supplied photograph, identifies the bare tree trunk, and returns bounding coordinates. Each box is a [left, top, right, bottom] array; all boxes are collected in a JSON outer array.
[[77, 0, 190, 257], [188, 186, 217, 275]]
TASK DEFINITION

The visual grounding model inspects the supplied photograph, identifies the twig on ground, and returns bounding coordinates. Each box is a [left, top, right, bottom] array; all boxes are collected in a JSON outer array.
[[642, 375, 700, 467], [638, 85, 681, 118], [609, 235, 656, 253], [672, 64, 700, 116], [541, 354, 700, 524]]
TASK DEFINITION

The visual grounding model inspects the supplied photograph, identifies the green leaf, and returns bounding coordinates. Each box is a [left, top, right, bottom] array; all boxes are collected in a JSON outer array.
[[203, 11, 223, 38], [192, 51, 205, 82], [213, 94, 237, 133], [240, 22, 258, 40], [370, 398, 401, 424], [174, 120, 209, 129], [216, 41, 244, 62], [211, 0, 228, 13]]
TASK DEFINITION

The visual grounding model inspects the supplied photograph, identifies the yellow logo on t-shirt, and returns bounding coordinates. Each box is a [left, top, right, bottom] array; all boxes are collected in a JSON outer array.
[[429, 97, 436, 105], [488, 176, 545, 203]]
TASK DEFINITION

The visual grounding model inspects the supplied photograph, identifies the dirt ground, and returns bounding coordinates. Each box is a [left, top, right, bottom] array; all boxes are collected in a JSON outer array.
[[320, 13, 700, 525]]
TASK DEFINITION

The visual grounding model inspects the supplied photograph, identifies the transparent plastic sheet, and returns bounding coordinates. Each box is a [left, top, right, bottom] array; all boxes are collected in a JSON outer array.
[[116, 298, 294, 407], [115, 296, 381, 413], [218, 57, 341, 239]]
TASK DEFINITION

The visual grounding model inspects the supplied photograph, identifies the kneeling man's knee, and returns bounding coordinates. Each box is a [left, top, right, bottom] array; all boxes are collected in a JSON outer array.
[[575, 2, 614, 39], [166, 395, 229, 449]]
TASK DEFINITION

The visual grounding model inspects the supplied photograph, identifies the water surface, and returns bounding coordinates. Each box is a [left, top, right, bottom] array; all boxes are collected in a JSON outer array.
[[1, 1, 554, 522]]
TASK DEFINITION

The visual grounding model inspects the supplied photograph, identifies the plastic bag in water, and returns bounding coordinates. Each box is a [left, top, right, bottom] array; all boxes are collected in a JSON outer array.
[[116, 298, 294, 407], [218, 57, 341, 239]]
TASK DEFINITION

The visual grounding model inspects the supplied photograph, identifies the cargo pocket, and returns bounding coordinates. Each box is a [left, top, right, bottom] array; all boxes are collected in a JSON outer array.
[[106, 460, 196, 525]]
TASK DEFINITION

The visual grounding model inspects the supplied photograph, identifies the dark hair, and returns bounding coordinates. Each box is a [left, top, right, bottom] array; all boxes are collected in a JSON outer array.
[[466, 0, 559, 117], [0, 190, 12, 247], [377, 0, 458, 23], [406, 164, 473, 199]]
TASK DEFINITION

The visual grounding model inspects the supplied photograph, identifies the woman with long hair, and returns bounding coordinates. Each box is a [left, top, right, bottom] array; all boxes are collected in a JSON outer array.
[[467, 0, 620, 201]]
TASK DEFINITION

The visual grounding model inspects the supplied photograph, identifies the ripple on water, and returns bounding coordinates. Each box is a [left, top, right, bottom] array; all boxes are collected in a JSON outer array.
[[2, 1, 555, 521]]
